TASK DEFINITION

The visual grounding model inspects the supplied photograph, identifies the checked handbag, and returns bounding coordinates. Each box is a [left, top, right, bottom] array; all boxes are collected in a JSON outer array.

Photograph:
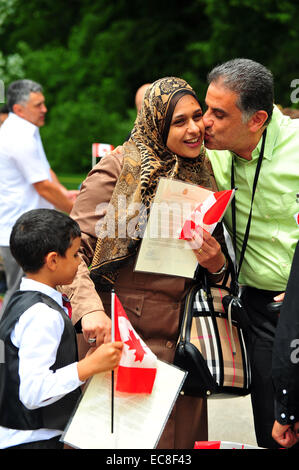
[[174, 261, 251, 398]]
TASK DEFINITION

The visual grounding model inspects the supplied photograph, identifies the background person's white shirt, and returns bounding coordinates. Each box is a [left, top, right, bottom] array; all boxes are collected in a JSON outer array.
[[0, 278, 84, 449], [0, 113, 54, 246]]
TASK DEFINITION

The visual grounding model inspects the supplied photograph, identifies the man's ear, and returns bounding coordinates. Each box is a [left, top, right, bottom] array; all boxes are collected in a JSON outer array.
[[248, 110, 268, 132], [12, 103, 24, 118], [44, 251, 59, 272]]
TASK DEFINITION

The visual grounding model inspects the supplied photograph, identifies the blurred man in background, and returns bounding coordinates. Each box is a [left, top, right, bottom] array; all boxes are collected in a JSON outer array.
[[0, 79, 78, 316], [134, 83, 151, 113]]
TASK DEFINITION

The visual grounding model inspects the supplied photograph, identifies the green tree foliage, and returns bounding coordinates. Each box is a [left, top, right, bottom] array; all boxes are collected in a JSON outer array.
[[0, 0, 298, 173]]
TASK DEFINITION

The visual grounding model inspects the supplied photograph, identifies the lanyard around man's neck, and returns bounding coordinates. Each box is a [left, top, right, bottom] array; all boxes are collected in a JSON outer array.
[[230, 129, 267, 281]]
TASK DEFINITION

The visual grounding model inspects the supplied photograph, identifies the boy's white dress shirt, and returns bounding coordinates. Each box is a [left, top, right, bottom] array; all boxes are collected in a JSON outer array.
[[0, 278, 84, 449]]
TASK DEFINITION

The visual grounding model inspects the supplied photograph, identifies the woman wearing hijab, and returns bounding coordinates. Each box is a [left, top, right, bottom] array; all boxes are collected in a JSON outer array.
[[64, 77, 228, 448]]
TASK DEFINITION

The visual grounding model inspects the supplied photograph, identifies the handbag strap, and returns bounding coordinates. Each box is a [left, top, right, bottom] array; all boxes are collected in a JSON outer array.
[[231, 129, 267, 282]]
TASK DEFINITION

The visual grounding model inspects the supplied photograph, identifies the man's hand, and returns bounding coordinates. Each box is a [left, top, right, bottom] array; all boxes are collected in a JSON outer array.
[[34, 179, 74, 213], [272, 420, 299, 448], [81, 310, 111, 346], [66, 189, 80, 202]]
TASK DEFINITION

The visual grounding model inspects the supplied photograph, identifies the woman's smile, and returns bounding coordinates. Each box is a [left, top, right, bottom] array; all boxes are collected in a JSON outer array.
[[184, 136, 202, 147]]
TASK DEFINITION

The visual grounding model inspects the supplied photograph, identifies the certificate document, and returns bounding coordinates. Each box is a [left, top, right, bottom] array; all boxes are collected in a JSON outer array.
[[62, 359, 186, 449], [135, 178, 233, 278]]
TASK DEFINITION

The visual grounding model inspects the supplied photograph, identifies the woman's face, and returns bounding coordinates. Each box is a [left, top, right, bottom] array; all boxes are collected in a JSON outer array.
[[166, 94, 205, 159]]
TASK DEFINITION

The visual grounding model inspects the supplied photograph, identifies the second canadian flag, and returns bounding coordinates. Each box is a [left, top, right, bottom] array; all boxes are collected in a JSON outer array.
[[179, 189, 235, 240]]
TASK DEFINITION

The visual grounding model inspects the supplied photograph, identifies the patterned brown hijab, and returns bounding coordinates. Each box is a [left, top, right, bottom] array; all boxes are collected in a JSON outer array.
[[90, 77, 213, 287]]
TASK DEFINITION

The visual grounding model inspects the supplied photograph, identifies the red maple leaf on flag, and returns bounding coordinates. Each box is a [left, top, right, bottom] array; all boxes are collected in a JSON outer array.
[[125, 329, 145, 362]]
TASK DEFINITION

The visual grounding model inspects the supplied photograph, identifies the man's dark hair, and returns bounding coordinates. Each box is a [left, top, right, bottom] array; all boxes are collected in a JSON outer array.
[[207, 58, 274, 125], [6, 79, 43, 112], [10, 209, 81, 273]]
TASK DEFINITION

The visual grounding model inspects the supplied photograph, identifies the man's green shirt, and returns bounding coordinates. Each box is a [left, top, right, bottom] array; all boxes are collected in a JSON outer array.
[[207, 106, 299, 291]]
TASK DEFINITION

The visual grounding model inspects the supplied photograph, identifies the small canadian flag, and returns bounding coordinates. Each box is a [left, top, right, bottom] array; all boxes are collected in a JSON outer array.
[[112, 293, 157, 394], [92, 143, 114, 158]]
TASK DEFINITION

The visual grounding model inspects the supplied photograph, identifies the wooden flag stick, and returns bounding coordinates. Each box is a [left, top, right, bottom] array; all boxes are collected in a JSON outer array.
[[111, 289, 115, 434]]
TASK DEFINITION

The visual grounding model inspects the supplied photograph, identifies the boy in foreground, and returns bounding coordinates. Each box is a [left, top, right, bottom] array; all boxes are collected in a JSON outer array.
[[0, 209, 122, 449]]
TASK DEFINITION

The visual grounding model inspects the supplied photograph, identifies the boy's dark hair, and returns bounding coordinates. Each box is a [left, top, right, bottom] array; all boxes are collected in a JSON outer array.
[[10, 209, 81, 273]]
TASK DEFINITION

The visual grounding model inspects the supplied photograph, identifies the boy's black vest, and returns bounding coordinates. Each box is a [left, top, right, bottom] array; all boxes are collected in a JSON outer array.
[[0, 290, 81, 431]]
